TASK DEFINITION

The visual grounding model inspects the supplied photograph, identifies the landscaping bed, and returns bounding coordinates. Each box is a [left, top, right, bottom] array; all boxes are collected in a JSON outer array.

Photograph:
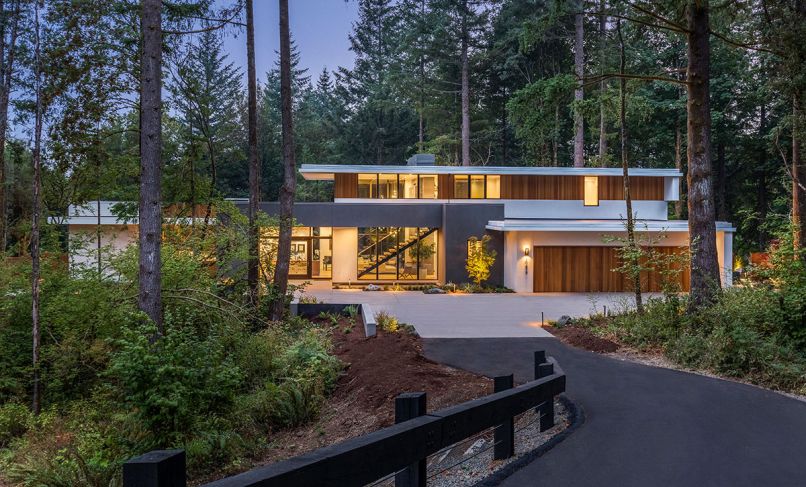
[[196, 314, 494, 484]]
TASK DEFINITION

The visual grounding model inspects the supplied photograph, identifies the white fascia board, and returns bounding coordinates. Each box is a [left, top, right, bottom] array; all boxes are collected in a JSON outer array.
[[299, 164, 683, 180], [486, 219, 735, 233]]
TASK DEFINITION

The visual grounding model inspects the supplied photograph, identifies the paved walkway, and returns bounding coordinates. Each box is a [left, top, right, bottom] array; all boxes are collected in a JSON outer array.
[[299, 286, 655, 338], [424, 338, 806, 487]]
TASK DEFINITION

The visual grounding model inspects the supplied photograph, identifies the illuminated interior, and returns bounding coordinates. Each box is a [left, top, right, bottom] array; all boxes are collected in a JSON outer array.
[[584, 176, 599, 206]]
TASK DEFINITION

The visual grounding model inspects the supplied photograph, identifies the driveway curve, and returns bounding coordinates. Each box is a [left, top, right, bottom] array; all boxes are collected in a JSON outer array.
[[424, 338, 806, 487]]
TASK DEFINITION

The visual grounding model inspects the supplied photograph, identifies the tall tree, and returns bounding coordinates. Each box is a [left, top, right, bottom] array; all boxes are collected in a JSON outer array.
[[271, 0, 296, 320], [572, 0, 584, 167], [0, 0, 20, 252], [616, 18, 641, 312], [685, 0, 720, 309], [597, 0, 607, 163], [246, 0, 259, 305], [460, 0, 471, 165], [30, 0, 42, 416], [139, 0, 163, 331]]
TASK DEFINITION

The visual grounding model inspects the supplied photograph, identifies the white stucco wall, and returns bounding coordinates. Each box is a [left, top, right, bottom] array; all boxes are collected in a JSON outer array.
[[332, 227, 358, 282], [68, 224, 136, 274], [502, 200, 669, 221]]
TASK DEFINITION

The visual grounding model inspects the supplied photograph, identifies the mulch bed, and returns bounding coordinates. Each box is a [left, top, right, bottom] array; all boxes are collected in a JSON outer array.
[[545, 325, 620, 353], [255, 317, 492, 465]]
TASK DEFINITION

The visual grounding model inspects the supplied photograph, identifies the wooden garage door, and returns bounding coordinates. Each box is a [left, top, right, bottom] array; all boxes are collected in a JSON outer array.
[[532, 246, 690, 292]]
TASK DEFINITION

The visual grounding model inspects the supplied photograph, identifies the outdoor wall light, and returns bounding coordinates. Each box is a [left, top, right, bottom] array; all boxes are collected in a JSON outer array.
[[523, 246, 530, 275]]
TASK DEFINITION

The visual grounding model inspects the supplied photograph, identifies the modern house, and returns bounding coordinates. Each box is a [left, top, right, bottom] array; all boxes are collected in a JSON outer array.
[[58, 155, 735, 292]]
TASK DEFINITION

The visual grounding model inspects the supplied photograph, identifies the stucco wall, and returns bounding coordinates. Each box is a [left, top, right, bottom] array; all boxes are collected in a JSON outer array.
[[68, 224, 135, 274], [332, 227, 358, 282]]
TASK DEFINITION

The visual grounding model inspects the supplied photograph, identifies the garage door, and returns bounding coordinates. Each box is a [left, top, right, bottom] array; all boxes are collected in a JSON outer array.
[[532, 246, 690, 292]]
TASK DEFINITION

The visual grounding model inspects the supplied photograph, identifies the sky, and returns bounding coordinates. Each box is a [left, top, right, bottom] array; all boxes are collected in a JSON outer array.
[[221, 1, 360, 81]]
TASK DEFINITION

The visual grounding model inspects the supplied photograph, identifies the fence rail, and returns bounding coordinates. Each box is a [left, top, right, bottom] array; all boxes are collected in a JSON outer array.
[[123, 351, 565, 487]]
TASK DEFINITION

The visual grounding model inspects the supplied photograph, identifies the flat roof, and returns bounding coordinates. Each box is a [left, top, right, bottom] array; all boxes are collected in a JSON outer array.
[[485, 219, 736, 233], [299, 164, 683, 180]]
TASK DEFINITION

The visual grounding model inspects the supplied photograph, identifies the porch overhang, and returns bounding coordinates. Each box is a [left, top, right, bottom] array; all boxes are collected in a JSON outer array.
[[485, 219, 736, 233]]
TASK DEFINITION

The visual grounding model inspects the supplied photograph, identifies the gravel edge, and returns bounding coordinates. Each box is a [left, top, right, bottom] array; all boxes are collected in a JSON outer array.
[[471, 394, 586, 487]]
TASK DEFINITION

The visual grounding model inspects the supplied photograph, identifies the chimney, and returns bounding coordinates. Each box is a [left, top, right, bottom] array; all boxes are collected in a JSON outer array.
[[406, 153, 436, 166]]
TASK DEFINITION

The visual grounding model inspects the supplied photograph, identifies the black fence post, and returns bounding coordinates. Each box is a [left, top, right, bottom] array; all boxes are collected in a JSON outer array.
[[122, 449, 186, 487], [536, 361, 555, 431], [395, 392, 427, 487], [493, 374, 515, 460]]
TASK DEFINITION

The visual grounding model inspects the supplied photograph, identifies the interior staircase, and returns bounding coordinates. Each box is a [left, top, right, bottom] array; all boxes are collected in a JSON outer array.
[[358, 227, 437, 278]]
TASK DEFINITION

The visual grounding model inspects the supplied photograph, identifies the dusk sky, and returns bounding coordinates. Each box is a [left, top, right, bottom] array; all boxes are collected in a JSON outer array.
[[221, 1, 360, 81]]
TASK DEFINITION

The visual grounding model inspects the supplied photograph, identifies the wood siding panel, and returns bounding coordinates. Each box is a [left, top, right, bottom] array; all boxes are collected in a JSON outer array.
[[334, 173, 358, 198], [533, 246, 688, 292], [599, 176, 664, 200], [438, 174, 453, 199]]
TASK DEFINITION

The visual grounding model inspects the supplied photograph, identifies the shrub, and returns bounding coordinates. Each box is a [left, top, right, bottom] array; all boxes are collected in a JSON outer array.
[[107, 320, 244, 445], [0, 403, 31, 448], [375, 310, 399, 332], [465, 235, 496, 286]]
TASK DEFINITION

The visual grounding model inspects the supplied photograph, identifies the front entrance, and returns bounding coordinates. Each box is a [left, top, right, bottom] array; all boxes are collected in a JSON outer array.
[[532, 246, 690, 292], [289, 238, 310, 278]]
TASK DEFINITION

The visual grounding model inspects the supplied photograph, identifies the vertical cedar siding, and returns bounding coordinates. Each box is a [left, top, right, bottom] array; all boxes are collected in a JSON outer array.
[[501, 175, 664, 200], [334, 173, 357, 198], [438, 174, 453, 199]]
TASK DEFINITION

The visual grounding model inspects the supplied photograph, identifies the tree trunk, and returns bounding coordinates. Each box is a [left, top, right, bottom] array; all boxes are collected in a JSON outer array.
[[598, 0, 607, 164], [247, 0, 260, 306], [460, 0, 470, 166], [674, 122, 684, 218], [685, 0, 720, 310], [573, 0, 584, 167], [756, 103, 768, 248], [271, 0, 296, 320], [715, 141, 726, 221], [139, 0, 164, 331], [553, 104, 559, 166], [0, 0, 19, 253], [617, 20, 642, 313], [31, 0, 42, 415], [794, 92, 805, 251]]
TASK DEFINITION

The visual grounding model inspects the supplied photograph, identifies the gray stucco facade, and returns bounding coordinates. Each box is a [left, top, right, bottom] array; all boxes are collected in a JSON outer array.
[[234, 201, 504, 286]]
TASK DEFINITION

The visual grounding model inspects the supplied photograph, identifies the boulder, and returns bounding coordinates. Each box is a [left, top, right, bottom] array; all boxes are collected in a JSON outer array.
[[556, 315, 573, 327], [423, 287, 446, 294]]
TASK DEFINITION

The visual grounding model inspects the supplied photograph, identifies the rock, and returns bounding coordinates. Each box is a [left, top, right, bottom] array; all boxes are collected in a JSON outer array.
[[423, 287, 446, 294], [363, 284, 382, 291], [556, 315, 573, 327]]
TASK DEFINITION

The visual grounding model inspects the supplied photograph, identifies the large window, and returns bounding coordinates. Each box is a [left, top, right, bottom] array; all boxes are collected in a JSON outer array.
[[355, 174, 439, 199], [259, 226, 332, 279], [453, 175, 501, 199], [357, 227, 438, 280]]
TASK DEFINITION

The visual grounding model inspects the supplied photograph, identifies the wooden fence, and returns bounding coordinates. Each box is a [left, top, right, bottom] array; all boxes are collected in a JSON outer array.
[[123, 351, 565, 487]]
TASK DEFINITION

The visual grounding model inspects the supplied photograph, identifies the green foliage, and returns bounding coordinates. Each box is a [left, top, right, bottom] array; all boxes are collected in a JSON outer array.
[[107, 321, 243, 446], [581, 242, 806, 394], [0, 239, 341, 484], [507, 75, 576, 163], [375, 310, 399, 333], [465, 235, 497, 286], [0, 403, 31, 448]]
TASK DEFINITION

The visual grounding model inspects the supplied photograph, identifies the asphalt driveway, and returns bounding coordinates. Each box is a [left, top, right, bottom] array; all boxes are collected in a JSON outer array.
[[300, 287, 652, 338], [424, 338, 806, 487]]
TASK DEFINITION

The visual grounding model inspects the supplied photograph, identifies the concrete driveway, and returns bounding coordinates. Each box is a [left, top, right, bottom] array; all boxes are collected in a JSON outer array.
[[298, 286, 650, 338], [425, 338, 806, 487]]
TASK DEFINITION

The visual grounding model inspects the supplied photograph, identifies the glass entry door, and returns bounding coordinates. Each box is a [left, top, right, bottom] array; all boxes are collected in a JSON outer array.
[[289, 239, 310, 278]]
